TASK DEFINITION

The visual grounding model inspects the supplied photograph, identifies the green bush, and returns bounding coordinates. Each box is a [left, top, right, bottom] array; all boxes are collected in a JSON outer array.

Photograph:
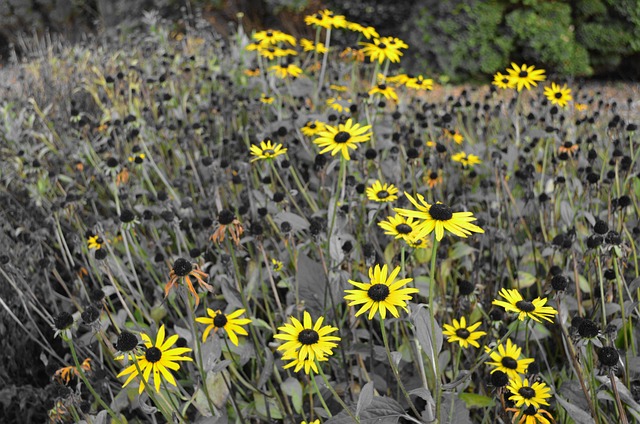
[[411, 0, 639, 81]]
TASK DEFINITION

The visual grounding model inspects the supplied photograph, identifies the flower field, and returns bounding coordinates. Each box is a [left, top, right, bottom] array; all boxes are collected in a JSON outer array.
[[1, 8, 639, 424]]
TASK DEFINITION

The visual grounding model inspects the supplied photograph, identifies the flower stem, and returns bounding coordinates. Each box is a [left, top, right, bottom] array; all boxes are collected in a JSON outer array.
[[316, 366, 360, 422], [379, 319, 421, 419], [428, 235, 442, 419]]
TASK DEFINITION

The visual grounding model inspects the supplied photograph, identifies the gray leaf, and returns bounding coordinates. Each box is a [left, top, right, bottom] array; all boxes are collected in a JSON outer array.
[[326, 396, 404, 424], [556, 395, 596, 424], [356, 381, 375, 418]]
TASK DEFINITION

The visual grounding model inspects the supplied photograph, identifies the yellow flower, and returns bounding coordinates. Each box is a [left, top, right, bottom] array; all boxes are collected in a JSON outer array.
[[304, 9, 347, 29], [116, 325, 192, 393], [269, 64, 303, 79], [346, 22, 379, 39], [575, 103, 588, 111], [405, 75, 434, 90], [244, 67, 261, 77], [492, 288, 558, 323], [301, 120, 325, 137], [271, 258, 284, 272], [344, 264, 419, 320], [196, 308, 252, 345], [543, 82, 572, 108], [87, 235, 104, 250], [313, 118, 372, 160], [507, 376, 552, 409], [492, 71, 511, 89], [366, 180, 399, 203], [258, 46, 297, 60], [442, 317, 486, 348], [249, 138, 287, 162], [394, 194, 484, 242], [506, 63, 546, 91], [274, 311, 340, 374], [369, 83, 398, 101], [326, 97, 349, 112], [451, 151, 482, 167], [300, 38, 327, 54], [253, 29, 296, 47], [378, 214, 422, 244], [360, 36, 406, 63], [485, 339, 534, 381], [506, 405, 554, 424], [260, 93, 275, 104]]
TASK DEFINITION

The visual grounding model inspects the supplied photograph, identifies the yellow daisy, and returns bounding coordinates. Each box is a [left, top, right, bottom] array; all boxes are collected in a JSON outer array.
[[249, 138, 287, 162], [344, 264, 419, 320], [492, 288, 558, 323], [313, 118, 372, 160], [442, 317, 486, 349], [366, 180, 399, 203], [507, 376, 553, 409], [543, 82, 572, 108], [485, 338, 534, 381], [195, 308, 252, 346], [378, 214, 422, 244], [394, 194, 484, 242], [506, 63, 546, 92], [116, 325, 192, 394]]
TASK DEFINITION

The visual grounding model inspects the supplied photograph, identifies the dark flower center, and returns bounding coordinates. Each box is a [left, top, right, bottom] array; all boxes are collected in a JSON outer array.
[[429, 172, 438, 180], [396, 223, 413, 234], [518, 71, 528, 78], [115, 331, 138, 352], [213, 313, 228, 328], [518, 386, 536, 399], [266, 31, 273, 37], [378, 84, 387, 90], [502, 78, 509, 84], [218, 209, 235, 225], [145, 347, 162, 363], [263, 149, 275, 156], [378, 43, 386, 49], [455, 328, 470, 339], [555, 92, 563, 99], [173, 258, 192, 277], [515, 300, 536, 313], [54, 312, 74, 330], [501, 356, 518, 369], [429, 203, 453, 221], [298, 329, 319, 345], [368, 284, 390, 301], [334, 131, 351, 143], [523, 405, 537, 416], [376, 190, 389, 199]]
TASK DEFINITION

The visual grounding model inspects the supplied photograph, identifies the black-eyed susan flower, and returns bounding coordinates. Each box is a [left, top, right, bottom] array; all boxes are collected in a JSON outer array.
[[196, 308, 252, 346], [313, 118, 372, 160], [366, 180, 399, 203], [369, 83, 398, 101], [442, 317, 486, 349], [394, 194, 484, 242], [507, 376, 552, 409], [347, 22, 379, 39], [405, 75, 434, 91], [360, 37, 406, 63], [424, 170, 443, 188], [485, 338, 535, 381], [274, 311, 340, 374], [164, 258, 212, 306], [210, 209, 244, 246], [116, 325, 192, 394], [544, 82, 572, 108], [451, 151, 482, 167], [575, 102, 588, 112], [378, 214, 421, 244], [301, 120, 325, 137], [326, 96, 350, 112], [492, 288, 557, 323], [249, 138, 287, 162], [506, 63, 546, 92], [558, 141, 579, 156], [386, 73, 411, 85], [258, 46, 297, 60], [269, 63, 303, 79], [492, 71, 511, 89], [244, 67, 261, 77], [87, 235, 104, 250], [301, 420, 321, 424], [271, 258, 284, 272], [300, 38, 327, 54], [53, 312, 75, 339], [444, 129, 464, 145], [260, 93, 275, 104], [304, 9, 347, 29], [253, 29, 296, 47], [128, 153, 145, 164], [345, 264, 419, 320], [54, 358, 92, 384], [505, 405, 554, 424]]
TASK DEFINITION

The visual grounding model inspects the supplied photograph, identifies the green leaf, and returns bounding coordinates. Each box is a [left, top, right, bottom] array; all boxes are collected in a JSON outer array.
[[254, 393, 284, 420], [281, 377, 303, 414], [458, 393, 495, 408], [326, 397, 404, 424]]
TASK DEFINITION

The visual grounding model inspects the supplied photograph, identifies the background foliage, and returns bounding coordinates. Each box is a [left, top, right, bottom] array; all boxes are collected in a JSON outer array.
[[1, 0, 639, 81]]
